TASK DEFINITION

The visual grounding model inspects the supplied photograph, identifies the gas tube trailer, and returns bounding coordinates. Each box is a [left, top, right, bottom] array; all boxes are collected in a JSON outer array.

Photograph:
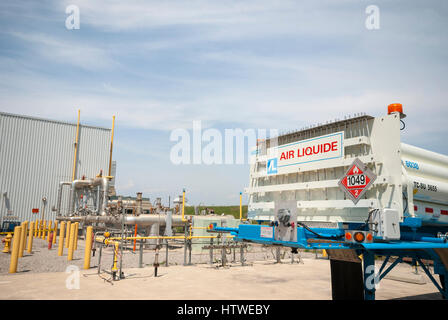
[[209, 103, 448, 300]]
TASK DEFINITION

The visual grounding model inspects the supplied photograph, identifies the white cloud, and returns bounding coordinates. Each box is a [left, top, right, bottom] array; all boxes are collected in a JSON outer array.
[[8, 32, 116, 70]]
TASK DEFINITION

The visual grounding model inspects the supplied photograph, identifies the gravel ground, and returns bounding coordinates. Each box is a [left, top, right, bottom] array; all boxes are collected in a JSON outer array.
[[0, 235, 319, 275]]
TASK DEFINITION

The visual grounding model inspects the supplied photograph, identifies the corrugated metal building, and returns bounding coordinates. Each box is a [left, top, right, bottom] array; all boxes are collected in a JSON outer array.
[[0, 112, 112, 225]]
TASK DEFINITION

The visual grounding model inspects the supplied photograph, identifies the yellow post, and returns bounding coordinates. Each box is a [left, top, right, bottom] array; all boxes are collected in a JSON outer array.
[[41, 220, 47, 240], [9, 226, 22, 273], [18, 221, 28, 258], [65, 221, 71, 248], [53, 221, 58, 244], [58, 221, 66, 256], [27, 221, 34, 253], [239, 192, 243, 220], [46, 221, 53, 242], [83, 226, 93, 269], [67, 223, 76, 261], [108, 115, 115, 177], [38, 219, 42, 238], [74, 222, 79, 250], [182, 188, 186, 221], [72, 109, 80, 181], [112, 242, 119, 272], [34, 219, 38, 237]]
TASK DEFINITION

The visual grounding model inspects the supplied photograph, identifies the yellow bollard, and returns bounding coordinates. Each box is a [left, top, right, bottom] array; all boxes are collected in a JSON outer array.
[[181, 188, 186, 221], [83, 226, 93, 269], [65, 221, 71, 248], [322, 249, 328, 258], [67, 223, 76, 261], [47, 221, 53, 242], [27, 221, 34, 253], [37, 219, 44, 238], [239, 192, 243, 220], [18, 221, 28, 258], [9, 226, 22, 273], [112, 242, 119, 272], [53, 221, 58, 245], [58, 221, 66, 256], [74, 222, 79, 250], [34, 219, 38, 237], [41, 220, 47, 240], [39, 220, 43, 239]]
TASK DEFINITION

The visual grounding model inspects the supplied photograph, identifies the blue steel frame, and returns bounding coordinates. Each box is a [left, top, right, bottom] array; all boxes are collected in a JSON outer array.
[[209, 218, 448, 300]]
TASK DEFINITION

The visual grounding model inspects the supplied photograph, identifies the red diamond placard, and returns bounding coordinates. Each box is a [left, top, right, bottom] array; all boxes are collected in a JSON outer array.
[[338, 158, 377, 204]]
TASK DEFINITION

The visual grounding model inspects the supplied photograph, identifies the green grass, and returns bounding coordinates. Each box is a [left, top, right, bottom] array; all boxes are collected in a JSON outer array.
[[184, 205, 248, 219]]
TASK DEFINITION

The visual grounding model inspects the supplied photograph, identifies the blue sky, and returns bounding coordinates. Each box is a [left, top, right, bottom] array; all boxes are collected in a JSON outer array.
[[1, 1, 447, 206]]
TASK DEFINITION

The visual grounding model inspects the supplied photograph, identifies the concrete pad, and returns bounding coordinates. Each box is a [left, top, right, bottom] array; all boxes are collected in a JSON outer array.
[[0, 258, 441, 300]]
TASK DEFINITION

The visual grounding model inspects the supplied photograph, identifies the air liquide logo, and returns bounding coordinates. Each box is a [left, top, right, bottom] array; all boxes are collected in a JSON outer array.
[[267, 158, 278, 175], [267, 132, 344, 175]]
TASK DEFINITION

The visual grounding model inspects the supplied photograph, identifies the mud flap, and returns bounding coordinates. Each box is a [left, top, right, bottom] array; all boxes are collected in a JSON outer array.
[[328, 249, 364, 300]]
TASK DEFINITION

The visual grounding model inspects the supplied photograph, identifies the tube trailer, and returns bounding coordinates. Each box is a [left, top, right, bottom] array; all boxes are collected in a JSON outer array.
[[210, 104, 448, 300]]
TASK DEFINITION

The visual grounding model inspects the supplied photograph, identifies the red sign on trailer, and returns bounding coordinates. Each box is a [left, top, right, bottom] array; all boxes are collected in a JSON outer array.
[[338, 158, 377, 204], [32, 208, 39, 213]]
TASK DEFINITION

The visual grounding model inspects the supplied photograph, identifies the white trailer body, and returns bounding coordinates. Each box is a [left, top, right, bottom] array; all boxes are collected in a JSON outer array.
[[246, 112, 448, 227]]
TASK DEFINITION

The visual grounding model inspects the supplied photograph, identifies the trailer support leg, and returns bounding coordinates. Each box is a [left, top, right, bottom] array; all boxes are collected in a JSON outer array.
[[363, 251, 376, 300], [379, 257, 401, 281], [417, 258, 448, 299]]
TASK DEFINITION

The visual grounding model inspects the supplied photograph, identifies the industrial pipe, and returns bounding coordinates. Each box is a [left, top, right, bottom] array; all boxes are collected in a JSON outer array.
[[57, 213, 188, 227], [67, 177, 110, 216], [72, 109, 80, 181], [182, 188, 187, 222], [56, 182, 71, 216], [136, 192, 142, 216], [133, 224, 138, 252], [239, 192, 244, 221], [100, 235, 230, 241], [108, 115, 115, 177]]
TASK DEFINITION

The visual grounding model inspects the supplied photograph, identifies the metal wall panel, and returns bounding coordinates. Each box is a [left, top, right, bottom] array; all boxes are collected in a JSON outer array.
[[0, 112, 111, 224]]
